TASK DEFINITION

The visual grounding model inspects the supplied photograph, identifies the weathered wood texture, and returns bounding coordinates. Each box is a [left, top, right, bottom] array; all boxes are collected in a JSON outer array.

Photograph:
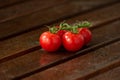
[[0, 0, 120, 80], [23, 41, 120, 80], [0, 0, 30, 9], [0, 19, 120, 79], [1, 2, 120, 63], [89, 66, 120, 80], [0, 0, 119, 40]]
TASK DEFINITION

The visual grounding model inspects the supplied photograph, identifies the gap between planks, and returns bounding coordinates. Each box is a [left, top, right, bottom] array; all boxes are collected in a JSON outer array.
[[0, 19, 120, 79], [0, 0, 119, 41], [0, 0, 31, 9], [0, 3, 120, 64], [15, 37, 120, 80]]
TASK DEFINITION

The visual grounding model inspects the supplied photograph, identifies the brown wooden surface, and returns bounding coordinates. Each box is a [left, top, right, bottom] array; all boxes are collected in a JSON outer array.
[[0, 0, 120, 80], [90, 66, 120, 80], [0, 0, 68, 23], [0, 0, 119, 40], [0, 0, 30, 9], [0, 19, 120, 80], [1, 2, 120, 63], [23, 41, 120, 80]]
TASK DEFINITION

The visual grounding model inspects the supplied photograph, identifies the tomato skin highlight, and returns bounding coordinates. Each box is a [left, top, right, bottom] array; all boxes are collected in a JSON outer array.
[[40, 31, 61, 52], [78, 28, 92, 45], [62, 31, 84, 52]]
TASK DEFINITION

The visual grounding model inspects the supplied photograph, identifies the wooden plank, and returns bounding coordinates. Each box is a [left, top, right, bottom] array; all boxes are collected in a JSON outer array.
[[0, 3, 120, 63], [22, 41, 120, 80], [0, 0, 68, 23], [89, 66, 120, 80], [0, 19, 120, 80], [0, 0, 119, 40], [0, 0, 29, 9]]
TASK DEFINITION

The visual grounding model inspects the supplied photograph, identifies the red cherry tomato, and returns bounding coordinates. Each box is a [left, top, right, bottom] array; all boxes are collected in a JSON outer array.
[[55, 26, 67, 37], [57, 30, 67, 37], [78, 28, 92, 45], [62, 31, 84, 52], [40, 31, 61, 52]]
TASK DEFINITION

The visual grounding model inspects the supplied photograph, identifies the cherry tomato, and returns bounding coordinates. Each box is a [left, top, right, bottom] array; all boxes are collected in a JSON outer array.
[[55, 26, 67, 37], [62, 31, 84, 52], [40, 31, 61, 52], [57, 30, 67, 37], [78, 28, 92, 45]]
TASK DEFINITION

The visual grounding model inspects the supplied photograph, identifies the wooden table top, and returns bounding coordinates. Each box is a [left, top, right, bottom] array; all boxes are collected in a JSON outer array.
[[0, 0, 120, 80]]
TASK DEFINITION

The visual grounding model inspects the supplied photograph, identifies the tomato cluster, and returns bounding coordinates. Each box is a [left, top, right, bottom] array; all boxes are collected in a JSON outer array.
[[39, 21, 92, 52]]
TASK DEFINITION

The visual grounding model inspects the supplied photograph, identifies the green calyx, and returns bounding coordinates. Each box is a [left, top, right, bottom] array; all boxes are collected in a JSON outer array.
[[60, 22, 78, 34], [49, 26, 58, 34], [74, 21, 91, 28], [71, 21, 91, 34], [59, 22, 71, 30], [71, 26, 78, 34], [48, 21, 91, 34]]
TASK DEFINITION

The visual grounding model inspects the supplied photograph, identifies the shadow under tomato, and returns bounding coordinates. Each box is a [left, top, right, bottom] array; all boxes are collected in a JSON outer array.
[[39, 47, 74, 66], [39, 44, 90, 66]]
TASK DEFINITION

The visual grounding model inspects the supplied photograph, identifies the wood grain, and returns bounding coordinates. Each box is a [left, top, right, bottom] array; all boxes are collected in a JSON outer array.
[[0, 3, 120, 63], [0, 1, 120, 80], [0, 0, 68, 23], [23, 41, 120, 80], [89, 66, 120, 80], [0, 0, 119, 40], [0, 19, 120, 80], [0, 0, 30, 9]]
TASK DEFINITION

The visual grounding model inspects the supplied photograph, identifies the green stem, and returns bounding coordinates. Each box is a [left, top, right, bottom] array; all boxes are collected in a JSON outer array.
[[49, 27, 58, 34], [59, 22, 71, 30], [76, 21, 91, 28], [71, 26, 78, 34], [47, 21, 91, 34]]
